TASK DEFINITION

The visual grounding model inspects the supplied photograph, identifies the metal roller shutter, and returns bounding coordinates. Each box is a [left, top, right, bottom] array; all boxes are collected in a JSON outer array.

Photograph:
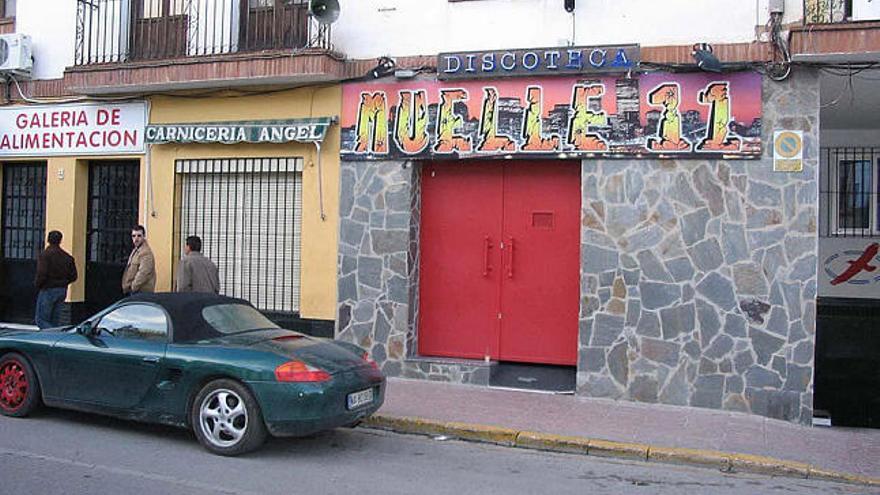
[[175, 157, 302, 312]]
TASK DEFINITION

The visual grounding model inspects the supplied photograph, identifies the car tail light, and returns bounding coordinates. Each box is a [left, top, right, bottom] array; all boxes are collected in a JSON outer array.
[[362, 351, 380, 371], [275, 360, 331, 382]]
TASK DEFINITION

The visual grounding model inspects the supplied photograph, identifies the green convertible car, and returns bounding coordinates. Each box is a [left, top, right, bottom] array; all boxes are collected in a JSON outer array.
[[0, 293, 385, 455]]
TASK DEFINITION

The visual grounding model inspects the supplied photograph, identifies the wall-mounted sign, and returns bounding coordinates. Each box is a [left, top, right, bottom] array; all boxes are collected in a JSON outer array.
[[145, 118, 333, 144], [0, 102, 147, 157], [438, 45, 640, 80], [773, 130, 803, 172], [819, 238, 880, 299], [341, 71, 762, 160]]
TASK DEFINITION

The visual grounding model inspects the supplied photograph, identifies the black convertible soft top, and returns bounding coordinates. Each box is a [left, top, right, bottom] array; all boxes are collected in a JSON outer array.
[[122, 292, 259, 343]]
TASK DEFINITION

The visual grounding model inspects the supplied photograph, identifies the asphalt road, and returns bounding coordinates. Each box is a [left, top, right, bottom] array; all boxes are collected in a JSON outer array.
[[0, 408, 874, 495]]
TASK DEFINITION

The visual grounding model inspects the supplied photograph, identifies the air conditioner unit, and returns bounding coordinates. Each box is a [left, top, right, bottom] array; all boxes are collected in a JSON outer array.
[[853, 0, 880, 21], [0, 34, 33, 77]]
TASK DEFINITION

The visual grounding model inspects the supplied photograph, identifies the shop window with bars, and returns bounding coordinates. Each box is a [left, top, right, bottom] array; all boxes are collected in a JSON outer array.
[[820, 148, 880, 237], [174, 158, 303, 313]]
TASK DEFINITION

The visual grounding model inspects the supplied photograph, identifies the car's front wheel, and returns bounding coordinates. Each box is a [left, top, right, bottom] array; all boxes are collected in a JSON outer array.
[[191, 379, 267, 456], [0, 352, 41, 417]]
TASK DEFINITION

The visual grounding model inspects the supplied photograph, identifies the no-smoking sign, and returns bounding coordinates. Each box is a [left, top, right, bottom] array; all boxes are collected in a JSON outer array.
[[773, 130, 803, 172]]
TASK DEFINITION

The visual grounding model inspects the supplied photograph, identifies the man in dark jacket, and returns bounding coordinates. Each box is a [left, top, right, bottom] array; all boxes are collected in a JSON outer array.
[[34, 230, 78, 329], [176, 235, 220, 294]]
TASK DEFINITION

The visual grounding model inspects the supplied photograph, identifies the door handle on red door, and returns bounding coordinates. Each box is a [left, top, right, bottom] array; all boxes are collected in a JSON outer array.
[[483, 236, 493, 276], [507, 237, 515, 278]]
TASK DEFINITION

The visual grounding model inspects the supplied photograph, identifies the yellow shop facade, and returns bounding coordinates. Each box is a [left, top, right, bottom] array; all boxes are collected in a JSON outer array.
[[0, 86, 342, 336], [0, 101, 147, 325]]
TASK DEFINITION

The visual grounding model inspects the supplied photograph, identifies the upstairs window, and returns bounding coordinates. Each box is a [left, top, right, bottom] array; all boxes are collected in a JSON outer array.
[[140, 0, 186, 18], [1, 0, 15, 19]]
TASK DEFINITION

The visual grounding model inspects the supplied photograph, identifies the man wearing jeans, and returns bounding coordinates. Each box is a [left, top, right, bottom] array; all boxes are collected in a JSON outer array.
[[34, 230, 78, 329]]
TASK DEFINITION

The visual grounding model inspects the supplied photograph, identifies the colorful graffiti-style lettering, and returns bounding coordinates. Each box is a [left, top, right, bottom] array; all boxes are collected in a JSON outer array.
[[433, 89, 472, 153], [696, 82, 741, 152], [477, 87, 516, 152], [354, 92, 389, 154], [646, 83, 691, 152], [567, 84, 609, 151], [521, 86, 559, 151], [394, 90, 429, 154]]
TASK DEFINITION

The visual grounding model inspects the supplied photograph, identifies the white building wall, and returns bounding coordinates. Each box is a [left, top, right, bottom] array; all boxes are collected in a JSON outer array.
[[11, 0, 806, 80], [332, 0, 804, 59], [16, 0, 77, 80]]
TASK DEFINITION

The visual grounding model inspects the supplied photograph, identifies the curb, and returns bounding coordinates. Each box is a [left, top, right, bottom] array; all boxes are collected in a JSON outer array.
[[363, 414, 880, 487]]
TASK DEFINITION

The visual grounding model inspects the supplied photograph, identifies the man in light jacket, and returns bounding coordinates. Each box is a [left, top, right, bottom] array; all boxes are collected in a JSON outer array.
[[122, 224, 156, 295], [176, 235, 220, 294]]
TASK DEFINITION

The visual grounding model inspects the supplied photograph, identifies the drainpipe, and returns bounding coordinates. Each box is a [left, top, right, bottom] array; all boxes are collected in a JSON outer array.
[[143, 101, 156, 226], [314, 141, 326, 221]]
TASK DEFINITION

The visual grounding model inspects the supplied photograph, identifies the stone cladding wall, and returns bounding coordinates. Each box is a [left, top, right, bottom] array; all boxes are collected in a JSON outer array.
[[335, 161, 491, 384], [577, 71, 820, 423]]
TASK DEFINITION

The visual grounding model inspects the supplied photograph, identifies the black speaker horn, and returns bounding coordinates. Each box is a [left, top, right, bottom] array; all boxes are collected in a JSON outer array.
[[309, 0, 340, 25]]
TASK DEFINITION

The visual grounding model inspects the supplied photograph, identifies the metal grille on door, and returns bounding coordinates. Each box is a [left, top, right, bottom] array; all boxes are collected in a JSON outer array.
[[175, 158, 303, 313], [0, 162, 47, 323], [2, 163, 46, 260], [85, 160, 140, 317]]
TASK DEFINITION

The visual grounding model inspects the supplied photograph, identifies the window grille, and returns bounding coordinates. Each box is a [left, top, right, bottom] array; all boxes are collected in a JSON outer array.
[[1, 162, 46, 260], [87, 161, 141, 264], [820, 147, 880, 237], [174, 158, 303, 313]]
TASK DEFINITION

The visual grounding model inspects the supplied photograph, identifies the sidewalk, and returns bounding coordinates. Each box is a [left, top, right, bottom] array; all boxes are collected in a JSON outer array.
[[367, 378, 880, 485]]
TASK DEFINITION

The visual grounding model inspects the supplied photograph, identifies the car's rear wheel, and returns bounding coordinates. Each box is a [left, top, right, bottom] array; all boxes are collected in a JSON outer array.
[[191, 379, 267, 456], [0, 352, 41, 417]]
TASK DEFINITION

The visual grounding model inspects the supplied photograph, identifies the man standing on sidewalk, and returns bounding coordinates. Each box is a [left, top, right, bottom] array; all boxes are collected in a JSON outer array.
[[34, 230, 77, 329], [122, 224, 156, 296], [176, 235, 220, 294]]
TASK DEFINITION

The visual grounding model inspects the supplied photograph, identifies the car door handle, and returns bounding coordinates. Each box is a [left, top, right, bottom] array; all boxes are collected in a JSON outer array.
[[142, 356, 160, 365]]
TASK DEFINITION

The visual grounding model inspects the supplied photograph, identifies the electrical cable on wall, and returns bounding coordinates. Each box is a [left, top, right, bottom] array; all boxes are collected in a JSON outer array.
[[2, 73, 144, 105], [767, 10, 792, 81]]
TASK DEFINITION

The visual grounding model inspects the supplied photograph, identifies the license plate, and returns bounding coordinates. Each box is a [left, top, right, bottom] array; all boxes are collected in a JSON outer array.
[[346, 388, 373, 410]]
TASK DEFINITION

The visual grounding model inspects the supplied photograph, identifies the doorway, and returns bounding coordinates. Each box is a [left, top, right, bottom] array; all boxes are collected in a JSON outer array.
[[418, 160, 581, 366], [0, 162, 47, 324], [84, 161, 140, 317]]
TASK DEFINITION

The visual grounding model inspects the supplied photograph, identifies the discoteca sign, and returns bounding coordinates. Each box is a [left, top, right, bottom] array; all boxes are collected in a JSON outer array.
[[0, 102, 147, 157]]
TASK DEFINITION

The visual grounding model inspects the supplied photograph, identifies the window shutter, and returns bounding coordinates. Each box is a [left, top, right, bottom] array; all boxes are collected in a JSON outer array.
[[176, 158, 303, 312]]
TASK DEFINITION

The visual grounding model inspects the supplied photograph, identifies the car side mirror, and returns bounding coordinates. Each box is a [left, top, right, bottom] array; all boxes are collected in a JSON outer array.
[[78, 321, 95, 337]]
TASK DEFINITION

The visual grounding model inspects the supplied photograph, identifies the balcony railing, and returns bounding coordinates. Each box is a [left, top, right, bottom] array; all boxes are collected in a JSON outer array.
[[805, 0, 848, 24], [804, 0, 880, 24], [75, 0, 331, 65]]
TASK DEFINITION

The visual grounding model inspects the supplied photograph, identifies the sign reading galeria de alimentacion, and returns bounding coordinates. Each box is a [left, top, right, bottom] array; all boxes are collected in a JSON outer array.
[[0, 102, 147, 157]]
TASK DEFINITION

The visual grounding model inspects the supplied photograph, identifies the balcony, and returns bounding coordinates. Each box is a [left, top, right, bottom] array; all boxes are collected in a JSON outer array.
[[67, 0, 343, 94], [794, 0, 880, 62], [804, 0, 880, 24]]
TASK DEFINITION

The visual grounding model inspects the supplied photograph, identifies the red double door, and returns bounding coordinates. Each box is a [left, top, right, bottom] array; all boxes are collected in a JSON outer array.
[[418, 160, 580, 366]]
